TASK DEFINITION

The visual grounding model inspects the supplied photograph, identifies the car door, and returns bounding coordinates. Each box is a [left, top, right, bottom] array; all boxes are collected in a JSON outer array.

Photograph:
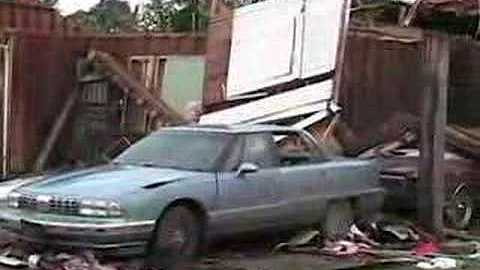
[[273, 131, 333, 227], [212, 133, 283, 235]]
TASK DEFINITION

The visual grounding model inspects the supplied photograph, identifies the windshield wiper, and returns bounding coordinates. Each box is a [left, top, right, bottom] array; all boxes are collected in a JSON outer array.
[[112, 161, 160, 167]]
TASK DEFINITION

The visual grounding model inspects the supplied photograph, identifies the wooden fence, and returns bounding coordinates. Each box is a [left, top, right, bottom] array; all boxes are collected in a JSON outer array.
[[337, 27, 425, 131], [338, 26, 480, 132], [0, 2, 83, 36]]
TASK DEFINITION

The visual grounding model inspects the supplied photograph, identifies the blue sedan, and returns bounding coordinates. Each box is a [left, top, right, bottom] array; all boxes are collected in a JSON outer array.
[[0, 124, 384, 266]]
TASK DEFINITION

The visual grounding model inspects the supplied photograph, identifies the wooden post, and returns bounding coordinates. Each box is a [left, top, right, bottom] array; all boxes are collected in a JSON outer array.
[[418, 33, 449, 236], [333, 0, 352, 103]]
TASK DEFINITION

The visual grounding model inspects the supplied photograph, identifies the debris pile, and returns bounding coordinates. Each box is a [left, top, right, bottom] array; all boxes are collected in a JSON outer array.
[[0, 248, 139, 270], [273, 217, 480, 269]]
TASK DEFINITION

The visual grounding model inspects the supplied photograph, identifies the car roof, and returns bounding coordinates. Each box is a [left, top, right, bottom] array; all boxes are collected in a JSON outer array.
[[158, 124, 303, 134]]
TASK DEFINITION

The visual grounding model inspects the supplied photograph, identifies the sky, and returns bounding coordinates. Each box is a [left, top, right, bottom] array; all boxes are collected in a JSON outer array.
[[57, 0, 147, 15]]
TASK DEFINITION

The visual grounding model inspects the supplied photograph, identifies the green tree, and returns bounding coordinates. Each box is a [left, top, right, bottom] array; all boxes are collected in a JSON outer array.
[[137, 0, 176, 32], [138, 0, 210, 32], [0, 0, 58, 5], [68, 0, 137, 33]]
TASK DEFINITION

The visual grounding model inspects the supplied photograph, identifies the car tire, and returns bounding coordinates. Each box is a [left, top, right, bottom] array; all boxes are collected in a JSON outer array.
[[147, 206, 201, 270], [323, 200, 354, 241], [445, 185, 474, 230]]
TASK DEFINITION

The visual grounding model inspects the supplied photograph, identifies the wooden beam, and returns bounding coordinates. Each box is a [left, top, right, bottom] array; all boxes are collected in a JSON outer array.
[[33, 84, 80, 172], [418, 32, 449, 236]]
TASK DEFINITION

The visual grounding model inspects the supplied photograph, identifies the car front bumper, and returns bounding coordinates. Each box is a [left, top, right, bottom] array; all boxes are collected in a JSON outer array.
[[0, 209, 156, 256]]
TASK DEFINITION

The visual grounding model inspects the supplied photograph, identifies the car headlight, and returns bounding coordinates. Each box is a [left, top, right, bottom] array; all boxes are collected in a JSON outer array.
[[79, 199, 124, 217], [7, 192, 21, 208]]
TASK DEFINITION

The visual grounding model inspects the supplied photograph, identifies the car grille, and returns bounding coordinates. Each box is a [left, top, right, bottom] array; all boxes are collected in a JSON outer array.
[[18, 194, 80, 215]]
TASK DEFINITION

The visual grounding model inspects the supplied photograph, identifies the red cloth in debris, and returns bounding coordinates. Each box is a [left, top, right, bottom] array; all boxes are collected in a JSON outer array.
[[413, 241, 441, 256]]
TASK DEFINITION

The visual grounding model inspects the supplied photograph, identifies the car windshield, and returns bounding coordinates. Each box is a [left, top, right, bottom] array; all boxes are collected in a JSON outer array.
[[113, 131, 232, 172]]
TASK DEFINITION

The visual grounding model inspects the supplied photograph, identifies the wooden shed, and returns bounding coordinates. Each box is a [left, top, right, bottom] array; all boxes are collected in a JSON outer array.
[[0, 2, 207, 175]]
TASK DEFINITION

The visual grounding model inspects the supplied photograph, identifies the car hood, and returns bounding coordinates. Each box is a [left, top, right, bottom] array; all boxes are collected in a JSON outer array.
[[16, 164, 202, 198], [0, 175, 45, 199]]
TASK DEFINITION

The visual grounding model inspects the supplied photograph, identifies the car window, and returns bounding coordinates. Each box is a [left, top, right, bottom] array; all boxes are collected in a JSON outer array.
[[113, 131, 232, 172], [242, 133, 278, 168], [272, 131, 325, 166]]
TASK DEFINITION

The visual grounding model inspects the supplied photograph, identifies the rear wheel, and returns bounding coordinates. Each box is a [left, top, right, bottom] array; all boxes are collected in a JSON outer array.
[[323, 200, 354, 241], [445, 186, 474, 230], [147, 206, 201, 269]]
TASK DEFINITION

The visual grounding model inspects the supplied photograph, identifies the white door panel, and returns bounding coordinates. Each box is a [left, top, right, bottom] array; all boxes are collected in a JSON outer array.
[[226, 0, 346, 96], [301, 0, 345, 78], [227, 0, 303, 97]]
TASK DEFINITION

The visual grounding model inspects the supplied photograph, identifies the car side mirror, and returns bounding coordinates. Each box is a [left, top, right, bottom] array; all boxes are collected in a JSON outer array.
[[236, 162, 259, 177]]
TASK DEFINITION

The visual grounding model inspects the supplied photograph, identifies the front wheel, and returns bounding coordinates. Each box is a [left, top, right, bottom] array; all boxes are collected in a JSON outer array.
[[147, 206, 201, 269]]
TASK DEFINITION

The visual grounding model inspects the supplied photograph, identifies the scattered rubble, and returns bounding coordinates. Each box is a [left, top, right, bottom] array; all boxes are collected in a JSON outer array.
[[271, 217, 480, 270]]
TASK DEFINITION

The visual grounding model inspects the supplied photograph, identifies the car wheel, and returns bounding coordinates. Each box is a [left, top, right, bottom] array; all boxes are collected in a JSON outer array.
[[323, 200, 354, 241], [148, 206, 201, 269], [445, 186, 474, 230]]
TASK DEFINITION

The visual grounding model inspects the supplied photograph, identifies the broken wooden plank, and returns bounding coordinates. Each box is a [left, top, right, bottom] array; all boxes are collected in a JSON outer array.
[[32, 70, 83, 173], [33, 87, 80, 172], [400, 0, 423, 27]]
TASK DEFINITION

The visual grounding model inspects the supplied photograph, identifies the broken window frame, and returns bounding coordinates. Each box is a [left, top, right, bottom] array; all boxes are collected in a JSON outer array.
[[126, 56, 168, 133]]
